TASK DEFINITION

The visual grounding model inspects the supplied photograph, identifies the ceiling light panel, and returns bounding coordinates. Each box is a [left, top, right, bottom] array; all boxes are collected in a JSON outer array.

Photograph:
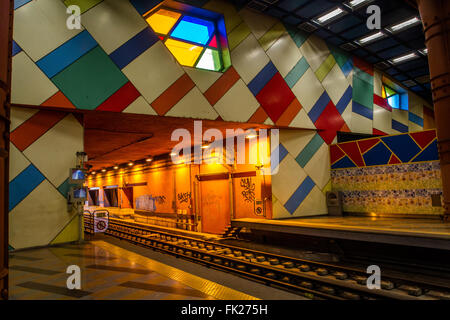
[[314, 7, 347, 25]]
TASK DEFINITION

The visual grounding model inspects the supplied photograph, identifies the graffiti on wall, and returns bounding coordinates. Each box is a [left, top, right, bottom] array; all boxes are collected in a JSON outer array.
[[240, 178, 255, 203], [177, 192, 191, 203]]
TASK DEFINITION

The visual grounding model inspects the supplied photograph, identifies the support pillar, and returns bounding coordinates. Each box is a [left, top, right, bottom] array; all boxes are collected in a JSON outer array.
[[0, 0, 13, 300], [417, 0, 450, 220]]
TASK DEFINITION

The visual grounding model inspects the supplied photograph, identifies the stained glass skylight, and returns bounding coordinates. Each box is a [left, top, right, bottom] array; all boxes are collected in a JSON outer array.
[[143, 6, 230, 72]]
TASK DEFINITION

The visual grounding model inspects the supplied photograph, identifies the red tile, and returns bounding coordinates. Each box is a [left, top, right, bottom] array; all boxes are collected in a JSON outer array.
[[11, 110, 67, 151], [339, 141, 365, 167], [358, 138, 380, 154], [314, 101, 345, 144], [389, 154, 401, 164], [353, 56, 373, 76], [340, 122, 351, 132], [276, 98, 302, 126], [204, 67, 240, 105], [410, 130, 436, 149], [151, 74, 195, 115], [256, 73, 295, 123], [373, 94, 392, 111], [373, 128, 387, 136], [96, 82, 140, 112], [330, 144, 345, 164]]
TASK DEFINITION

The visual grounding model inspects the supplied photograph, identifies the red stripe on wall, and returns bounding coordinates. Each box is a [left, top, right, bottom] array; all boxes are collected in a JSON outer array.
[[373, 94, 392, 111], [353, 56, 373, 76], [96, 82, 140, 112], [203, 67, 240, 105], [151, 74, 195, 115], [10, 110, 67, 151]]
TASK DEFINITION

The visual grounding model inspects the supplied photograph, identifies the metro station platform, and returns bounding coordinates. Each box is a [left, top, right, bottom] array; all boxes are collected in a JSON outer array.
[[8, 240, 256, 300], [232, 216, 450, 251]]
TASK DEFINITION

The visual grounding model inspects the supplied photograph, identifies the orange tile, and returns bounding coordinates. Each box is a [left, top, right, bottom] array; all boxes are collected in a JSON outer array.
[[203, 67, 240, 106], [275, 98, 302, 126], [40, 91, 76, 109], [247, 106, 268, 124], [151, 74, 195, 115]]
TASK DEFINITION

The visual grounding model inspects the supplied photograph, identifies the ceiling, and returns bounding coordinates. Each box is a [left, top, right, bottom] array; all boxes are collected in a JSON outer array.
[[231, 0, 431, 101], [84, 112, 269, 171]]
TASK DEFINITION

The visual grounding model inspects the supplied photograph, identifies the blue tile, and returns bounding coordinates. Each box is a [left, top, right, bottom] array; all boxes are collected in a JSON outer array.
[[382, 134, 421, 162], [336, 86, 352, 114], [352, 101, 373, 120], [57, 178, 71, 199], [331, 156, 356, 169], [271, 143, 288, 173], [36, 30, 98, 78], [248, 62, 278, 96], [409, 112, 424, 127], [391, 119, 408, 133], [340, 59, 353, 77], [110, 27, 159, 69], [14, 0, 32, 10], [411, 139, 439, 162], [308, 91, 330, 123], [284, 176, 315, 214], [12, 40, 22, 56], [9, 165, 45, 211], [295, 133, 324, 167], [129, 0, 163, 15], [362, 142, 392, 166], [284, 57, 309, 88]]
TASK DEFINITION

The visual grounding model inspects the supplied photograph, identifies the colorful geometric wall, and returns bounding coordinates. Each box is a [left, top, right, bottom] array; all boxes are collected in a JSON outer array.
[[8, 106, 83, 250], [11, 0, 432, 141], [330, 130, 443, 215]]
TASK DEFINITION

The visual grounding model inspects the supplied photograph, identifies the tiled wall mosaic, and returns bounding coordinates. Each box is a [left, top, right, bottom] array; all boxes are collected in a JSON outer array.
[[330, 130, 443, 215]]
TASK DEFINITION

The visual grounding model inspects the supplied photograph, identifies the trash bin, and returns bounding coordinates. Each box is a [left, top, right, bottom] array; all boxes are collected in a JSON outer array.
[[326, 191, 343, 216]]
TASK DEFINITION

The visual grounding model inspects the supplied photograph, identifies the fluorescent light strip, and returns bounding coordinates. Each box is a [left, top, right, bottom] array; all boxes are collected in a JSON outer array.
[[348, 0, 370, 8], [390, 52, 419, 64], [357, 31, 385, 44], [388, 17, 421, 32], [316, 7, 345, 24]]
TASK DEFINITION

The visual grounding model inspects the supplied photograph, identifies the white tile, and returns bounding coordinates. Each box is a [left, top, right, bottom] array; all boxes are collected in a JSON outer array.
[[10, 106, 39, 131], [321, 64, 348, 105], [392, 108, 408, 125], [9, 180, 75, 249], [166, 87, 218, 120], [373, 70, 382, 96], [266, 33, 302, 78], [230, 34, 270, 84], [213, 80, 260, 122], [122, 42, 184, 104], [11, 52, 58, 105], [271, 154, 306, 205], [272, 195, 291, 219], [122, 96, 157, 115], [81, 0, 147, 54], [409, 122, 422, 132], [264, 117, 275, 125], [183, 67, 221, 93], [341, 101, 352, 128], [9, 143, 30, 182], [346, 70, 353, 87], [13, 0, 83, 61], [373, 104, 392, 134], [350, 112, 373, 134], [203, 0, 242, 32], [279, 129, 316, 158], [238, 8, 277, 39], [408, 95, 424, 118], [303, 143, 330, 190], [23, 114, 84, 187], [299, 35, 330, 72], [291, 185, 327, 217], [291, 68, 324, 112]]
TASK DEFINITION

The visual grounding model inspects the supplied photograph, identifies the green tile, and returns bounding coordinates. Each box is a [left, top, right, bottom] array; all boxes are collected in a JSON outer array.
[[315, 54, 336, 82], [352, 77, 374, 109], [285, 57, 309, 88], [328, 45, 350, 68], [259, 22, 285, 51], [285, 25, 308, 48], [354, 66, 373, 85], [295, 134, 324, 168], [228, 22, 251, 51], [64, 0, 103, 14], [52, 46, 128, 110]]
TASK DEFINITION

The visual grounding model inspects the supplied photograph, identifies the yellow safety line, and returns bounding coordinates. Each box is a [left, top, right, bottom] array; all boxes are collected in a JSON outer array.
[[92, 240, 259, 300]]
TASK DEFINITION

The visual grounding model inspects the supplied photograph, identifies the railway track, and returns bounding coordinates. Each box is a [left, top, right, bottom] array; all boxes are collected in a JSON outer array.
[[84, 214, 450, 300]]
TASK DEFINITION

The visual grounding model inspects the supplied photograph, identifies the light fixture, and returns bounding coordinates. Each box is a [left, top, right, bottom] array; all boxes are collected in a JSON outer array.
[[246, 133, 258, 139], [356, 31, 386, 45], [128, 162, 134, 166], [170, 151, 177, 156], [91, 171, 96, 175], [314, 7, 346, 25], [113, 166, 119, 170], [419, 48, 428, 55], [201, 144, 210, 149], [389, 52, 419, 64], [387, 17, 421, 33], [146, 157, 153, 162], [346, 0, 374, 9], [101, 169, 106, 172]]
